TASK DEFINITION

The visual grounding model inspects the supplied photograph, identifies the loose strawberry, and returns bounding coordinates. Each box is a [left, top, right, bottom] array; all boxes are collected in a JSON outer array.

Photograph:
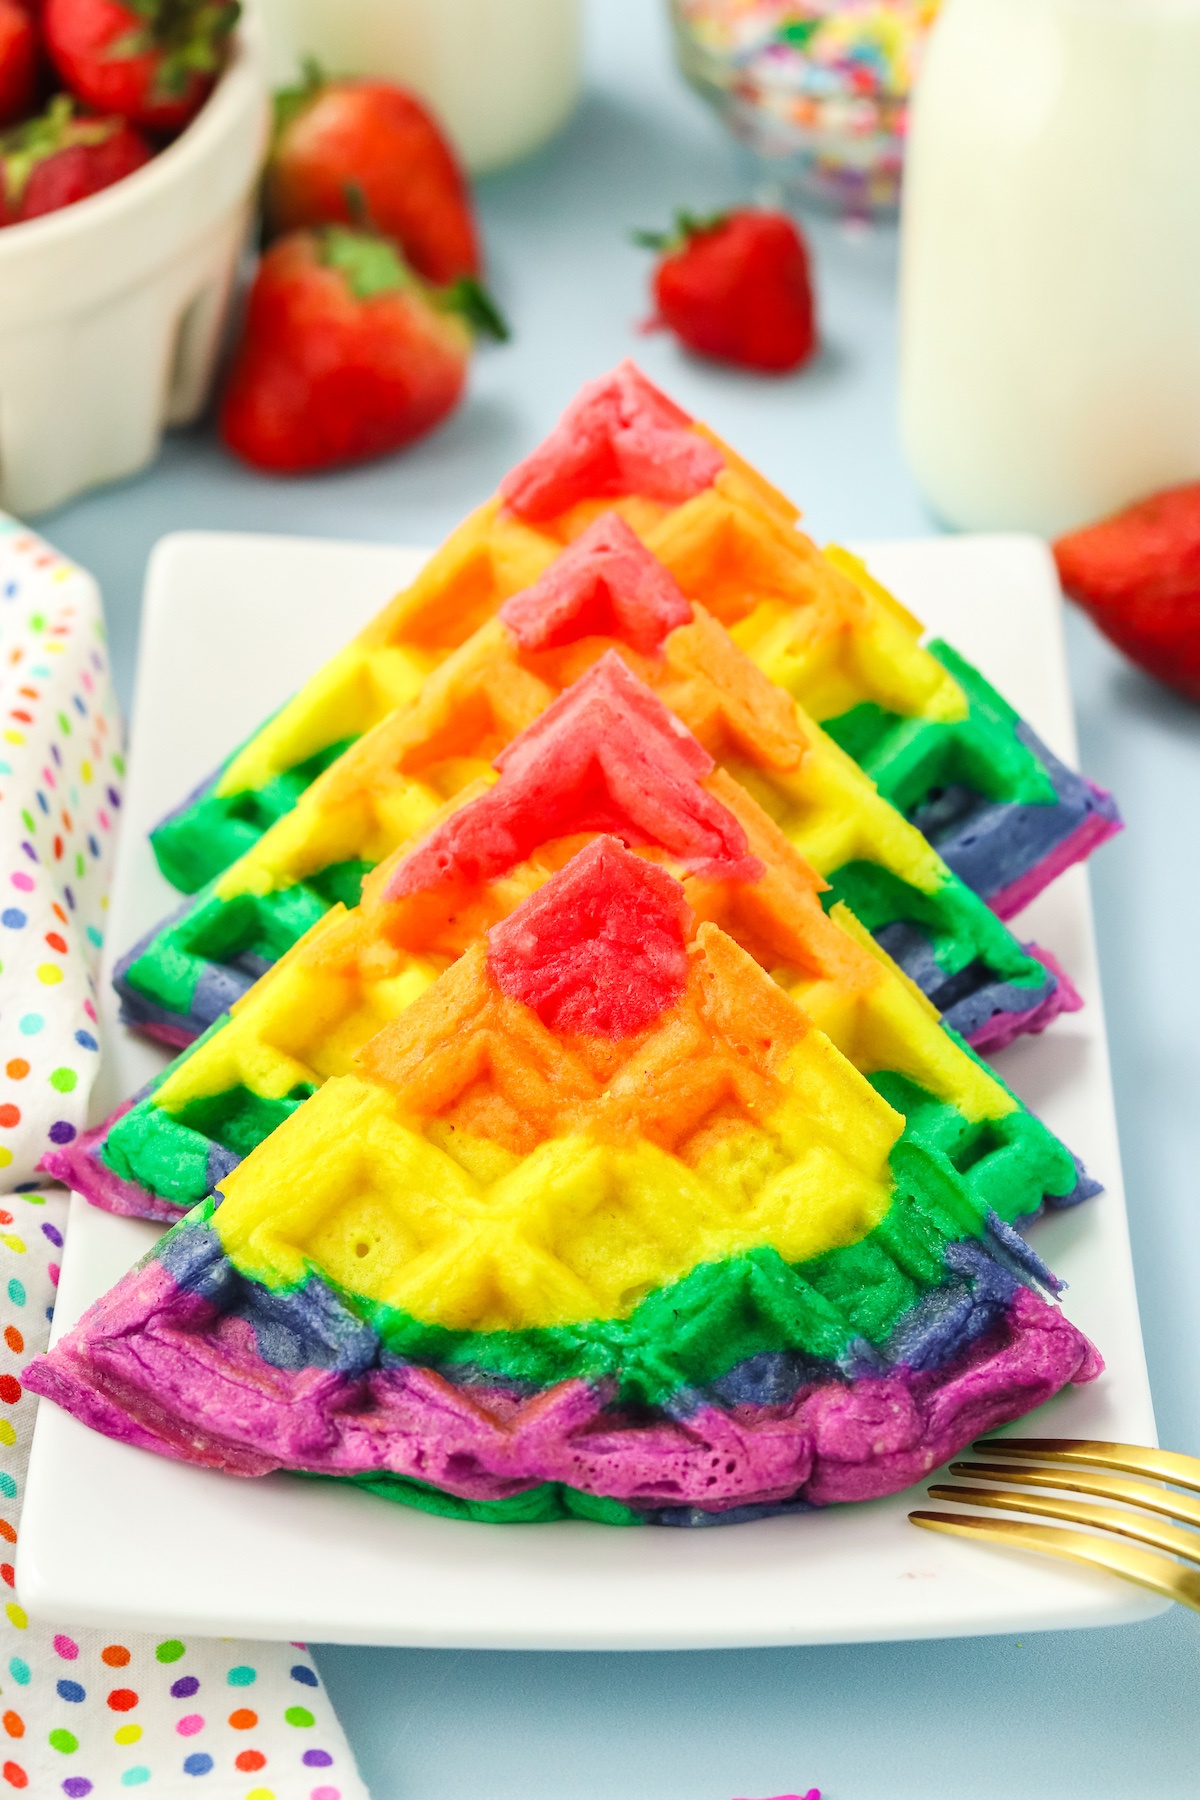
[[635, 208, 817, 374], [0, 94, 152, 223], [219, 227, 507, 474], [43, 0, 238, 134], [0, 0, 36, 126], [266, 69, 480, 285], [1054, 483, 1200, 703]]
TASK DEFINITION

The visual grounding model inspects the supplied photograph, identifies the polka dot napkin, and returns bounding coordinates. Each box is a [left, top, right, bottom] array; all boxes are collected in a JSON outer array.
[[0, 517, 119, 1187], [1, 1189, 369, 1800], [0, 521, 371, 1799]]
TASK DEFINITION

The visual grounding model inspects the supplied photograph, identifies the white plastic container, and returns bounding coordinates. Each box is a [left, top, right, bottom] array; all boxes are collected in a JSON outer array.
[[258, 0, 581, 173], [0, 25, 270, 517], [899, 0, 1200, 536]]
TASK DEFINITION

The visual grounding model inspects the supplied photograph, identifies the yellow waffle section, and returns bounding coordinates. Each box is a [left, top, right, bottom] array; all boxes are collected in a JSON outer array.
[[211, 968, 903, 1334], [708, 685, 953, 900], [584, 611, 975, 1013], [213, 501, 559, 803], [206, 619, 544, 906], [643, 476, 967, 726]]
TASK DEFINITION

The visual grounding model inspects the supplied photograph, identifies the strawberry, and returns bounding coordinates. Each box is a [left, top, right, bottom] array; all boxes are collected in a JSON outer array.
[[266, 69, 480, 286], [0, 94, 152, 223], [1054, 483, 1200, 703], [0, 0, 36, 126], [219, 227, 507, 475], [635, 208, 817, 374], [42, 0, 239, 134]]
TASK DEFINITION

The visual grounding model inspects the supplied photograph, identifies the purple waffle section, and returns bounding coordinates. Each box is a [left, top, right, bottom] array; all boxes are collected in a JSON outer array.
[[988, 794, 1124, 923], [136, 1021, 197, 1052], [26, 1266, 1101, 1515], [965, 945, 1083, 1056], [38, 1101, 187, 1226]]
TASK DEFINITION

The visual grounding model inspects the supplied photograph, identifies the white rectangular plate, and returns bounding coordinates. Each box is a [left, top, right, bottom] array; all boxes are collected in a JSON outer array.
[[17, 529, 1164, 1648]]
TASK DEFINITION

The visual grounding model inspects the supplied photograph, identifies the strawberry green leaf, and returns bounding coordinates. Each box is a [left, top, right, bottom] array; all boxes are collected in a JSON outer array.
[[320, 226, 414, 300], [0, 97, 120, 205], [108, 0, 242, 105], [442, 277, 510, 342]]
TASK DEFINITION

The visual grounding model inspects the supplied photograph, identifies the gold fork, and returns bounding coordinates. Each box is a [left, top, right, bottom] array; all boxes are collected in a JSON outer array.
[[909, 1437, 1200, 1612]]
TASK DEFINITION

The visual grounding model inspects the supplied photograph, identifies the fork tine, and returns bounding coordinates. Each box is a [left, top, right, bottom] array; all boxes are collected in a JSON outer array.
[[927, 1484, 1200, 1567], [973, 1438, 1200, 1493], [948, 1461, 1200, 1531], [909, 1512, 1200, 1612]]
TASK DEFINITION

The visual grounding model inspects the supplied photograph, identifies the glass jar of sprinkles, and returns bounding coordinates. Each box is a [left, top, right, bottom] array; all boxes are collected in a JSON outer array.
[[670, 0, 940, 217]]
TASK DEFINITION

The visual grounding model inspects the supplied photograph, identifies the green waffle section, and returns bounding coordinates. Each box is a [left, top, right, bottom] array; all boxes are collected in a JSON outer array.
[[169, 1078, 1076, 1411], [821, 641, 1057, 819], [120, 859, 372, 1020], [315, 1471, 644, 1526], [103, 1080, 316, 1207], [821, 863, 1045, 992], [150, 738, 359, 894]]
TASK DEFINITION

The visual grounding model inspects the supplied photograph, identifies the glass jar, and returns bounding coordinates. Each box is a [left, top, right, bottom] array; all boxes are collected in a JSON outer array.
[[670, 0, 941, 217]]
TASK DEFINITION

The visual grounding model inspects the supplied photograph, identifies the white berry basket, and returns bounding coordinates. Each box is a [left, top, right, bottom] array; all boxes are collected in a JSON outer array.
[[0, 20, 270, 517]]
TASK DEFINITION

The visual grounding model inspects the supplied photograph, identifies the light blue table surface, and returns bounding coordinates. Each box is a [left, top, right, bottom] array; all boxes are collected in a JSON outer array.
[[38, 2, 1200, 1795]]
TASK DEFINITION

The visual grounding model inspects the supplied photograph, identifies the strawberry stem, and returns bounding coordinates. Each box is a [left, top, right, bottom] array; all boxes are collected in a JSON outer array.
[[632, 208, 730, 254], [273, 55, 326, 138], [342, 179, 370, 229]]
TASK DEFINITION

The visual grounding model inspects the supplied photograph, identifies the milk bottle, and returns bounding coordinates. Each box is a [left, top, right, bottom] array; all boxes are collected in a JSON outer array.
[[898, 0, 1200, 535]]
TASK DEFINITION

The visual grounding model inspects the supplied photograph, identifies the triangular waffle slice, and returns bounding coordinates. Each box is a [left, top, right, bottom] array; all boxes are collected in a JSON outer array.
[[28, 841, 1101, 1525], [114, 518, 1076, 1056], [150, 362, 788, 894], [57, 659, 1094, 1231], [148, 362, 1118, 917]]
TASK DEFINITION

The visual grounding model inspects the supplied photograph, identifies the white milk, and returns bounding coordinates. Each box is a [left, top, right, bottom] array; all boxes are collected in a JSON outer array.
[[898, 0, 1200, 534], [257, 0, 581, 174]]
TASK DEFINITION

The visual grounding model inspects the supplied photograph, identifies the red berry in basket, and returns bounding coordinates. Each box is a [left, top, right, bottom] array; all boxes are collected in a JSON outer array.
[[0, 0, 36, 127], [43, 0, 239, 134], [220, 228, 507, 475], [266, 70, 481, 285], [0, 95, 152, 224], [636, 208, 817, 374], [1053, 482, 1200, 703]]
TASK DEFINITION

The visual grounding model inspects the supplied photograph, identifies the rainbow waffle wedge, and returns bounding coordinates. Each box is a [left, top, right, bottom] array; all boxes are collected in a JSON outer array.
[[53, 652, 1097, 1229], [149, 362, 792, 895], [147, 362, 1118, 918], [28, 840, 1102, 1526], [113, 518, 1076, 1056]]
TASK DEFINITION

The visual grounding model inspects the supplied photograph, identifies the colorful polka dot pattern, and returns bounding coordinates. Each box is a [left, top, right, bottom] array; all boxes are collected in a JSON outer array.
[[0, 1190, 369, 1798], [0, 514, 367, 1796], [0, 521, 120, 1187]]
